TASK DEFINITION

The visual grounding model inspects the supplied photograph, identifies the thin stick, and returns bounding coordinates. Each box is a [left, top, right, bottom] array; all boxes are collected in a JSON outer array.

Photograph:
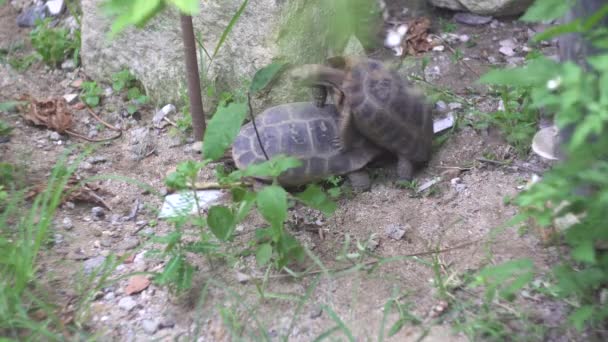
[[247, 92, 269, 160]]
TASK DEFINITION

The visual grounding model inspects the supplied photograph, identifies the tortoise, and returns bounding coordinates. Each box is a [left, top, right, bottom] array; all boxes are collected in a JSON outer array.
[[289, 55, 434, 182], [231, 102, 383, 191]]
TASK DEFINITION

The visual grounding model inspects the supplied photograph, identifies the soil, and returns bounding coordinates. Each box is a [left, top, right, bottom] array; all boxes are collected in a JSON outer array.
[[1, 1, 577, 341]]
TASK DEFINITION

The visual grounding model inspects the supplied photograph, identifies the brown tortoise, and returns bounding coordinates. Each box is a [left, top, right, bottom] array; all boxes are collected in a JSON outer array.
[[290, 56, 434, 182], [231, 102, 383, 191]]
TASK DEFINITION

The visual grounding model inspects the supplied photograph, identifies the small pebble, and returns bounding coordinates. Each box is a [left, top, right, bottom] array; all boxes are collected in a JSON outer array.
[[83, 255, 106, 274], [104, 292, 115, 301], [448, 102, 463, 110], [63, 93, 79, 104], [309, 306, 323, 319], [16, 5, 47, 28], [117, 296, 139, 312], [53, 233, 64, 245], [61, 59, 76, 71], [63, 217, 73, 230], [454, 12, 493, 26], [49, 132, 61, 141], [142, 319, 158, 335], [91, 207, 106, 221], [384, 224, 407, 240], [435, 101, 448, 112]]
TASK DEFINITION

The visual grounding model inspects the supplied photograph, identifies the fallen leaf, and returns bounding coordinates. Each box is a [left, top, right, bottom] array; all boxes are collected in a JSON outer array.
[[19, 95, 73, 133], [125, 275, 150, 295], [404, 17, 434, 55]]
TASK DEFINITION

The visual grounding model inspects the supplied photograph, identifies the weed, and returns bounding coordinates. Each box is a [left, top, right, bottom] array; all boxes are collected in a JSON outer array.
[[8, 54, 37, 72], [80, 81, 102, 107], [111, 69, 149, 115], [439, 18, 457, 33], [30, 18, 79, 67], [396, 179, 418, 190], [0, 120, 12, 138], [472, 86, 539, 156], [450, 48, 464, 63]]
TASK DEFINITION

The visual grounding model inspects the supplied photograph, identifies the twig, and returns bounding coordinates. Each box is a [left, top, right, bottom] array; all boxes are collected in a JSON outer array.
[[162, 117, 178, 127], [86, 106, 122, 131], [242, 239, 484, 281], [433, 34, 480, 78], [247, 92, 269, 161], [65, 129, 122, 142]]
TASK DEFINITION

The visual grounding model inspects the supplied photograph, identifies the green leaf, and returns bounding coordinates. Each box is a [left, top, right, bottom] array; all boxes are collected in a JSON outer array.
[[568, 305, 594, 331], [588, 55, 608, 72], [207, 205, 235, 241], [256, 243, 273, 266], [85, 96, 100, 107], [532, 20, 581, 42], [294, 184, 337, 216], [249, 61, 288, 94], [212, 0, 249, 59], [256, 185, 287, 232], [478, 58, 558, 87], [520, 0, 572, 22], [229, 155, 302, 180], [168, 0, 199, 15], [234, 190, 256, 223], [184, 241, 219, 254], [571, 240, 596, 263], [177, 259, 194, 291], [155, 254, 182, 285], [203, 102, 247, 161], [0, 101, 25, 112]]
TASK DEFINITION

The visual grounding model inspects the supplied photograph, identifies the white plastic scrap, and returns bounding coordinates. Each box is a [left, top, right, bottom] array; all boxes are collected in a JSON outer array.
[[384, 24, 408, 56], [433, 113, 455, 134], [158, 190, 224, 218]]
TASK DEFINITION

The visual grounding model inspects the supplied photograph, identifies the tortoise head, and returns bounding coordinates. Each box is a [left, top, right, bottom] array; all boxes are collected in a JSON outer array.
[[289, 64, 346, 88]]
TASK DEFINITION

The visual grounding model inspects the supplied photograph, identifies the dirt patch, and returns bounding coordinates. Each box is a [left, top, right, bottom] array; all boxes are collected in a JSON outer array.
[[0, 1, 573, 341]]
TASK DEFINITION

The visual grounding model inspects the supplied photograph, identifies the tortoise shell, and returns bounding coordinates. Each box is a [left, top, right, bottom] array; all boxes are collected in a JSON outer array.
[[231, 102, 382, 187]]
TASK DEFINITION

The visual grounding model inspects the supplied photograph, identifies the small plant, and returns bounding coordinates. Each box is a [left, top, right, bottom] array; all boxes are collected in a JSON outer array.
[[450, 48, 464, 63], [0, 120, 12, 137], [111, 69, 149, 115], [439, 18, 457, 33], [29, 18, 79, 67], [80, 81, 103, 107]]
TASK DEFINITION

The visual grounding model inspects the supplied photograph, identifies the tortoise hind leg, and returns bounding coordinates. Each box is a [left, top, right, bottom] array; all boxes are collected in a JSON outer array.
[[347, 170, 371, 192], [396, 156, 414, 182], [331, 102, 356, 153]]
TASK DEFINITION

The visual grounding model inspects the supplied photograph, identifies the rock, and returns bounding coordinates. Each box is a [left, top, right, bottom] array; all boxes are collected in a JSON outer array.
[[499, 46, 515, 56], [103, 292, 115, 301], [63, 93, 79, 104], [91, 207, 106, 220], [432, 45, 445, 52], [142, 319, 158, 335], [62, 217, 73, 230], [117, 296, 139, 312], [80, 0, 346, 108], [129, 127, 149, 145], [159, 316, 176, 329], [118, 238, 139, 251], [453, 12, 493, 26], [16, 5, 47, 28], [428, 0, 534, 16], [49, 131, 62, 141], [125, 275, 150, 295], [435, 101, 448, 112], [384, 224, 406, 240], [61, 59, 76, 71], [83, 255, 106, 274], [86, 155, 107, 164], [53, 233, 64, 245], [46, 0, 65, 16], [309, 306, 323, 319], [448, 102, 463, 110], [190, 141, 203, 155], [153, 104, 176, 127]]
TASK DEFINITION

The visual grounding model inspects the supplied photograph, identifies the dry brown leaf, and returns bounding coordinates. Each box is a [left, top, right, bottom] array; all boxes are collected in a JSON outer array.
[[19, 96, 73, 133], [25, 174, 112, 209], [125, 275, 150, 295], [404, 17, 434, 55]]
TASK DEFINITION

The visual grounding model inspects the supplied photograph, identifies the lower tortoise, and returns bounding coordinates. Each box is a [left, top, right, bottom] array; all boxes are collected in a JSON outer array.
[[231, 102, 383, 191]]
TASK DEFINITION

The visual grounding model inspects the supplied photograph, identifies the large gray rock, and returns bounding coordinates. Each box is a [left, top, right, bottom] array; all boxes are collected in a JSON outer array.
[[428, 0, 534, 16], [80, 0, 349, 110]]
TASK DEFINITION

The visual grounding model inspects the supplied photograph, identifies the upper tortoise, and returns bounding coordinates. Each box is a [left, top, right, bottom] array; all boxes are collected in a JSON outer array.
[[290, 56, 434, 182]]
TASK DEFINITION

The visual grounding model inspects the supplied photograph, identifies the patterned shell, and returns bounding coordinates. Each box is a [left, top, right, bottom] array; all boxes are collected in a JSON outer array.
[[330, 56, 434, 163], [231, 102, 382, 186]]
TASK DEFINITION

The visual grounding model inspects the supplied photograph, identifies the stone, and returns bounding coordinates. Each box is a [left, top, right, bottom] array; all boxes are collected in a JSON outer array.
[[62, 217, 73, 230], [91, 207, 106, 220], [61, 59, 76, 71], [453, 12, 493, 26], [117, 296, 139, 312], [428, 0, 534, 17], [83, 255, 106, 274], [153, 104, 176, 127], [125, 275, 150, 295], [384, 224, 406, 240], [46, 0, 65, 16], [16, 5, 47, 28], [80, 0, 346, 108], [49, 131, 61, 141], [142, 319, 158, 335], [63, 93, 79, 104]]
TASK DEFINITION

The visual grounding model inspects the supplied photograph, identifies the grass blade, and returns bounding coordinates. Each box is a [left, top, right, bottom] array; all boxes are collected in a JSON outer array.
[[212, 0, 249, 59]]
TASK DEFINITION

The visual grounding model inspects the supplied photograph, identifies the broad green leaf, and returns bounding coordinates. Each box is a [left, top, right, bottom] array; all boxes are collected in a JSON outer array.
[[531, 20, 581, 42], [212, 0, 249, 59], [588, 55, 608, 72], [256, 243, 273, 266], [207, 205, 235, 241], [568, 305, 594, 331], [168, 0, 199, 15], [229, 155, 302, 180], [571, 240, 596, 263], [294, 184, 337, 216], [0, 101, 24, 112], [520, 0, 572, 22], [478, 58, 558, 86], [203, 102, 247, 161], [250, 61, 288, 94], [256, 185, 287, 232]]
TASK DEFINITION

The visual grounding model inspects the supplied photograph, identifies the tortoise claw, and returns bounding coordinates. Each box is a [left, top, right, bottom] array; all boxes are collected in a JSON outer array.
[[331, 138, 350, 153]]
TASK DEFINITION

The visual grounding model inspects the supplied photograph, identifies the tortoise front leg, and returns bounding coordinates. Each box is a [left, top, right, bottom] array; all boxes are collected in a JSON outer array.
[[332, 101, 356, 153]]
